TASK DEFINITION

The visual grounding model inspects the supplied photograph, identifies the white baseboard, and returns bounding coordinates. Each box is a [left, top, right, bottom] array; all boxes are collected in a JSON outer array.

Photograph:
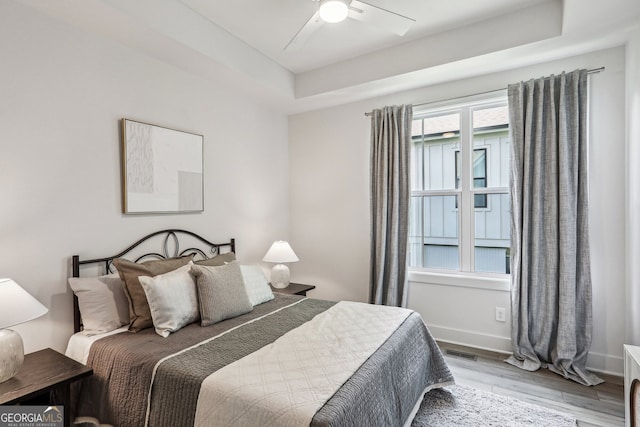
[[587, 350, 624, 377], [427, 323, 624, 376], [427, 324, 512, 354]]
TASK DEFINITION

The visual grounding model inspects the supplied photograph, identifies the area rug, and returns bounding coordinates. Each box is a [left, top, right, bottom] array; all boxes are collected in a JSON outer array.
[[411, 384, 577, 427]]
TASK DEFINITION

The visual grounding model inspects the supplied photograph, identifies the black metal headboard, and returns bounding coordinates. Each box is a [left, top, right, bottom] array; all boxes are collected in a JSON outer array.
[[71, 229, 235, 333]]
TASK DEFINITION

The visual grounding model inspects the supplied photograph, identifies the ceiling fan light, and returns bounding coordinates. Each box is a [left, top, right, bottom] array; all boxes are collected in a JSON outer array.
[[319, 0, 349, 23]]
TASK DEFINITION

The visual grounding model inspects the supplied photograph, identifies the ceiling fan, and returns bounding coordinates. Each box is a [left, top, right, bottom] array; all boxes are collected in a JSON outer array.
[[285, 0, 415, 51]]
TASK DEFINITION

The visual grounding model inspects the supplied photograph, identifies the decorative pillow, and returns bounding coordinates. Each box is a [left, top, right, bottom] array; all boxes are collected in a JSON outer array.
[[138, 263, 199, 337], [113, 255, 194, 332], [240, 265, 274, 306], [190, 261, 253, 326], [68, 274, 129, 335], [194, 252, 236, 267]]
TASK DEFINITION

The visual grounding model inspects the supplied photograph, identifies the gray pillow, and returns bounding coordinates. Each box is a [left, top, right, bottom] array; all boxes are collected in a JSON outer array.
[[194, 252, 236, 267], [190, 261, 253, 326], [113, 255, 194, 332]]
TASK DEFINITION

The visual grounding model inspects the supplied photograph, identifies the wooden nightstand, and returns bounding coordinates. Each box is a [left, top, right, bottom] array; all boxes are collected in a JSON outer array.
[[270, 282, 316, 296], [0, 348, 93, 427]]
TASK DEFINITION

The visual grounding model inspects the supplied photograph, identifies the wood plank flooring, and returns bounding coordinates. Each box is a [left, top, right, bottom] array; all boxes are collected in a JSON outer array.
[[438, 342, 625, 427]]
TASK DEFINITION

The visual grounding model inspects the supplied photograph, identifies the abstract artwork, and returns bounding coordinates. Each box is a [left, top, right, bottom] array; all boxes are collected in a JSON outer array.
[[121, 119, 203, 214]]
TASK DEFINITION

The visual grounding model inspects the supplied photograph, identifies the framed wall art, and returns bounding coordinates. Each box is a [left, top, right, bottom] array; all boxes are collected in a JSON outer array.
[[121, 118, 204, 214]]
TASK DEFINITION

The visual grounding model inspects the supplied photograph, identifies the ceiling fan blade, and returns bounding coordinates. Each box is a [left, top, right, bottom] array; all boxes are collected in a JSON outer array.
[[285, 11, 324, 51], [348, 0, 415, 36]]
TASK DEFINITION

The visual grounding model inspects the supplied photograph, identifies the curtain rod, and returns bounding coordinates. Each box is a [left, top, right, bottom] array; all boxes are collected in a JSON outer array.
[[364, 66, 605, 117]]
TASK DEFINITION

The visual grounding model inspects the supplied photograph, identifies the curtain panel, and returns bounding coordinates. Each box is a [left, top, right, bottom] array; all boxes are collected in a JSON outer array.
[[507, 69, 602, 386], [369, 105, 412, 307]]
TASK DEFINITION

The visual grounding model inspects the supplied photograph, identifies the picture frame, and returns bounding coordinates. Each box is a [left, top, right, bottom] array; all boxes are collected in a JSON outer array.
[[121, 118, 204, 214]]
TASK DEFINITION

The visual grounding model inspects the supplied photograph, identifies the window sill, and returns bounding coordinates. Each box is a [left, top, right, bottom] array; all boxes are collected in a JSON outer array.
[[408, 269, 510, 292]]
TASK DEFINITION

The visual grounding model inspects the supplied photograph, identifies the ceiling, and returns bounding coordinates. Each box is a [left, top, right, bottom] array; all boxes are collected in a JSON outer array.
[[17, 0, 640, 113], [179, 0, 550, 74]]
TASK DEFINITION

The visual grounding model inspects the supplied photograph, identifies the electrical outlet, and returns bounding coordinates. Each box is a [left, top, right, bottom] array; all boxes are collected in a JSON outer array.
[[495, 307, 506, 322]]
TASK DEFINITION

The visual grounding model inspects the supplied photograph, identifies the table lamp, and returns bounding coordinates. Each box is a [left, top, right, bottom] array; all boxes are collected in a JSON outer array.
[[262, 241, 299, 289], [0, 278, 48, 383]]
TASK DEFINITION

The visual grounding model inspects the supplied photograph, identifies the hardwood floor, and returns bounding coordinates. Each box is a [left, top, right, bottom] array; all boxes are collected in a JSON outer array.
[[438, 342, 625, 427]]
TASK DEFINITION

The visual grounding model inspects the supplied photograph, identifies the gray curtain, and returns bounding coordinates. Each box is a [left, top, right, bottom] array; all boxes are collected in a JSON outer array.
[[369, 105, 412, 307], [507, 69, 602, 386]]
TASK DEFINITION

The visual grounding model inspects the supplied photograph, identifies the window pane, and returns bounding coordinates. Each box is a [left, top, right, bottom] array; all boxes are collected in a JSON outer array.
[[423, 195, 459, 270], [408, 196, 423, 267], [472, 149, 487, 188], [473, 106, 510, 188], [474, 193, 487, 209], [472, 148, 488, 208], [455, 151, 460, 189], [410, 99, 510, 275], [411, 120, 424, 191], [474, 192, 510, 273], [416, 113, 460, 191]]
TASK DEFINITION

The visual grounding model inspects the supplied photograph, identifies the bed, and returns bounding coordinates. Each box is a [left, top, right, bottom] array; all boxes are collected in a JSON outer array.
[[67, 229, 453, 427]]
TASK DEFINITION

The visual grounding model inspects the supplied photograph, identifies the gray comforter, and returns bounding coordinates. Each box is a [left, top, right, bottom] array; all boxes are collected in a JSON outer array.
[[73, 295, 453, 427]]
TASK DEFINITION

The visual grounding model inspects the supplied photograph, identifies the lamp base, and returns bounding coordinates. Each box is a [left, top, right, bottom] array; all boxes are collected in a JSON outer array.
[[270, 264, 291, 289], [0, 329, 24, 383]]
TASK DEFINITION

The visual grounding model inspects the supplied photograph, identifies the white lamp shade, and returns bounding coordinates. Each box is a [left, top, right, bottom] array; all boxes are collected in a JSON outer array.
[[262, 241, 299, 264], [0, 278, 48, 329], [319, 0, 349, 23]]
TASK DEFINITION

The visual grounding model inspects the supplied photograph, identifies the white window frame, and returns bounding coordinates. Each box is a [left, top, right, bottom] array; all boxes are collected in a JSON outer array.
[[410, 91, 510, 281]]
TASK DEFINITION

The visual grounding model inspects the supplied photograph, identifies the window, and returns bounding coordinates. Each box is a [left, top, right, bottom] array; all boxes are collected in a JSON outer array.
[[409, 96, 510, 274], [455, 149, 487, 208]]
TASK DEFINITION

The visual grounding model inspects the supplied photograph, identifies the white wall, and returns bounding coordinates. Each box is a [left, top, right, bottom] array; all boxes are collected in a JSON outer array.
[[626, 24, 640, 346], [0, 2, 290, 354], [289, 104, 371, 303], [290, 46, 627, 375], [587, 48, 627, 374]]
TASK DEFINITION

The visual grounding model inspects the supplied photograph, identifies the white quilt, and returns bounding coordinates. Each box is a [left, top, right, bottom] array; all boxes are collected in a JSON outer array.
[[193, 301, 413, 427]]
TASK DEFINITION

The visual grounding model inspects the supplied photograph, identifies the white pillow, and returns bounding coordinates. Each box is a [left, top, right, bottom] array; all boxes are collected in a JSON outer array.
[[68, 274, 129, 336], [240, 265, 274, 306], [138, 262, 199, 337]]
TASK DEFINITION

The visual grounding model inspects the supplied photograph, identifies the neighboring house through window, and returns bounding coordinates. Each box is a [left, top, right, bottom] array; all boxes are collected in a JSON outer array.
[[455, 148, 487, 209], [409, 95, 510, 274]]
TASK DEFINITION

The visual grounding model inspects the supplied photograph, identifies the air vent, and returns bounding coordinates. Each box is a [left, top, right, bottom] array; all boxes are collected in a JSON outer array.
[[445, 349, 478, 361]]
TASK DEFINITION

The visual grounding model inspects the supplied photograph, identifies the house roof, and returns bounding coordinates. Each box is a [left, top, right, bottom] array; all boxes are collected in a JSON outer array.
[[413, 105, 509, 136]]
